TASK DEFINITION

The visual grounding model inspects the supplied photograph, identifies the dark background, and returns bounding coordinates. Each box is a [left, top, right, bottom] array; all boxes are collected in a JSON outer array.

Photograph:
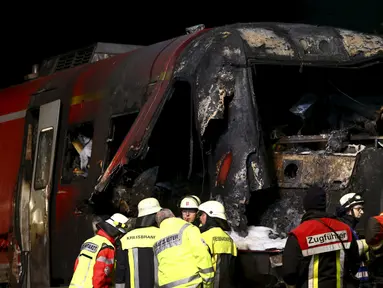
[[1, 1, 382, 89]]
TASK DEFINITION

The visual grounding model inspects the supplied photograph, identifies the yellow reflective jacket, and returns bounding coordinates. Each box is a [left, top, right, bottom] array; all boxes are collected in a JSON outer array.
[[70, 233, 115, 288], [154, 217, 215, 288], [115, 226, 159, 288], [201, 227, 237, 288]]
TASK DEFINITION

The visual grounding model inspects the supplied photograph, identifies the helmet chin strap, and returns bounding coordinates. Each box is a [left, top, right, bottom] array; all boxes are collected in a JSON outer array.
[[350, 208, 361, 225]]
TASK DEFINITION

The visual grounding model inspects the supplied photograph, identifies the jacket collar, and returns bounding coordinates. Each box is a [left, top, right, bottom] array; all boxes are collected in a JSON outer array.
[[97, 229, 115, 244]]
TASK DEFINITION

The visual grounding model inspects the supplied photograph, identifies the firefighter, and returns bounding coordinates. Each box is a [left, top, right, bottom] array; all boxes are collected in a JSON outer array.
[[337, 193, 370, 286], [337, 193, 365, 229], [180, 195, 201, 225], [282, 186, 361, 288], [92, 215, 110, 235], [115, 197, 162, 288], [365, 212, 383, 286], [198, 200, 237, 287], [154, 208, 215, 288], [69, 213, 129, 288]]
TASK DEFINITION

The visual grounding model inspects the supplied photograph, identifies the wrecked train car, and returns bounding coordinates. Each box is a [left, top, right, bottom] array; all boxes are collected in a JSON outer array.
[[0, 23, 383, 287]]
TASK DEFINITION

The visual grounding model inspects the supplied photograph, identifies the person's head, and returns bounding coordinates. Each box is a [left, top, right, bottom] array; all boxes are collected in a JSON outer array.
[[303, 186, 327, 212], [180, 195, 201, 223], [97, 213, 129, 239], [339, 193, 364, 219], [155, 209, 175, 226], [198, 200, 227, 228], [136, 197, 162, 228], [92, 215, 109, 235]]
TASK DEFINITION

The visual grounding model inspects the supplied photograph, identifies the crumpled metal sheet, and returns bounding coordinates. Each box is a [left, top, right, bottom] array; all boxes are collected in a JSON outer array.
[[197, 67, 235, 135], [175, 29, 246, 136]]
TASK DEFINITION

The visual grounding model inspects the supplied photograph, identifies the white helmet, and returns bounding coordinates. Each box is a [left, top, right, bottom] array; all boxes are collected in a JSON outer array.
[[180, 195, 201, 209], [199, 200, 227, 220], [340, 193, 364, 209], [106, 213, 129, 234], [138, 198, 162, 217]]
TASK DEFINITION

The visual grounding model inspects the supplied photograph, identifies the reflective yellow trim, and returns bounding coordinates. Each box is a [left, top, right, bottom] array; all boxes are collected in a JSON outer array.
[[313, 255, 319, 288], [128, 249, 135, 287], [336, 251, 341, 288]]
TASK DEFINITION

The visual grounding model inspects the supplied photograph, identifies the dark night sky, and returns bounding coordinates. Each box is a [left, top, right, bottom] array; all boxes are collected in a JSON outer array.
[[1, 1, 382, 89]]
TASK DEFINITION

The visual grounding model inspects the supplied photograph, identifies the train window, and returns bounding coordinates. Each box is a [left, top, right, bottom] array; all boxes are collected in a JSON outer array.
[[103, 112, 139, 169], [61, 122, 94, 184], [34, 127, 54, 190]]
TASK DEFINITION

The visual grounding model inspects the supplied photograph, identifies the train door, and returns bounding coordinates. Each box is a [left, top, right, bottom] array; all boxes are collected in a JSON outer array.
[[29, 100, 61, 287]]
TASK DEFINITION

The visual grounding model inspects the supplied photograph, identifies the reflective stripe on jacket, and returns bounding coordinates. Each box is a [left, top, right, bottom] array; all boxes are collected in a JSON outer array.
[[115, 226, 159, 288], [201, 227, 237, 288], [352, 230, 369, 282], [290, 217, 353, 288], [154, 217, 215, 288], [70, 230, 115, 288]]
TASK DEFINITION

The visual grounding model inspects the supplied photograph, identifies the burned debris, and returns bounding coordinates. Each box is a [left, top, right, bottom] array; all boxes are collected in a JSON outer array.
[[87, 23, 383, 239], [251, 60, 383, 235], [87, 80, 204, 221], [263, 63, 383, 154]]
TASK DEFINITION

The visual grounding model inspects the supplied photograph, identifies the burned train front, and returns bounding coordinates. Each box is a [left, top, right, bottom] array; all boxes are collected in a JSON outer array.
[[92, 23, 383, 239], [172, 23, 383, 236]]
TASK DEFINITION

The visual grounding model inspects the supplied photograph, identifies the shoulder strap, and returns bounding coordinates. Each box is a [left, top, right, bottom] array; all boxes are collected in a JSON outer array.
[[314, 219, 348, 251], [314, 219, 358, 282]]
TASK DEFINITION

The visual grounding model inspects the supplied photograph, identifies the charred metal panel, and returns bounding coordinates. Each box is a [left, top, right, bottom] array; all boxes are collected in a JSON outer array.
[[174, 28, 273, 235], [274, 152, 357, 189], [231, 23, 383, 64], [255, 146, 383, 236], [277, 24, 348, 61], [258, 150, 359, 235], [175, 29, 247, 137], [337, 29, 383, 58], [211, 69, 274, 234], [238, 27, 295, 58]]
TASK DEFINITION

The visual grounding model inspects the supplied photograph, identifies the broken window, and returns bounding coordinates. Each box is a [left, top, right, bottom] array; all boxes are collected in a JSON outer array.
[[252, 63, 383, 153], [246, 63, 383, 235], [100, 81, 205, 217], [61, 122, 94, 184], [103, 112, 139, 171]]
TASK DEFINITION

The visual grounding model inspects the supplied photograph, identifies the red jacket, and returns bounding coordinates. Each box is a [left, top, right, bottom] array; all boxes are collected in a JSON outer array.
[[365, 213, 383, 249], [283, 215, 360, 288], [73, 229, 116, 288], [291, 217, 353, 256]]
